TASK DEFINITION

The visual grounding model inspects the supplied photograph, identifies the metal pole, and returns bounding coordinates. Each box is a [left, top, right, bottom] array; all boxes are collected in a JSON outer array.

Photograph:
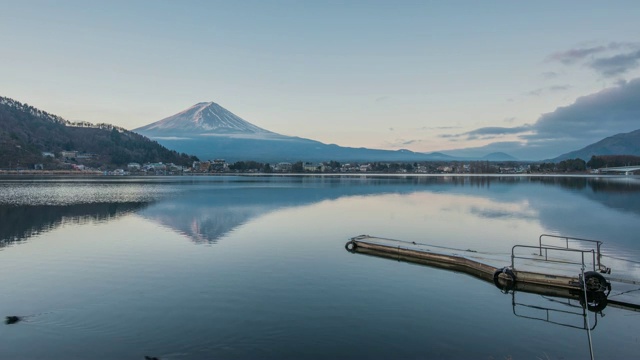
[[538, 235, 543, 256], [596, 243, 602, 271], [581, 265, 595, 360]]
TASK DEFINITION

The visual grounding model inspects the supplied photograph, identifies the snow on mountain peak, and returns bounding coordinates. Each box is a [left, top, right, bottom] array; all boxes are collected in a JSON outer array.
[[135, 102, 275, 136]]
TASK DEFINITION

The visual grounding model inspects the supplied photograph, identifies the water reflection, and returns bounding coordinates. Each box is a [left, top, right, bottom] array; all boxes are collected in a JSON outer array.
[[2, 175, 640, 248], [0, 202, 149, 249], [348, 236, 638, 360], [2, 175, 640, 360]]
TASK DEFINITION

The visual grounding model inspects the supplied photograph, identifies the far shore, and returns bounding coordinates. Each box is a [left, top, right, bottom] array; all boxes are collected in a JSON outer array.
[[0, 169, 637, 178]]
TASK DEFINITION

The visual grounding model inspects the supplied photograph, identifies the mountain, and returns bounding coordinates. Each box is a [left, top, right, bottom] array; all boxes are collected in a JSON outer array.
[[482, 152, 518, 161], [551, 129, 640, 162], [0, 96, 195, 169], [135, 102, 456, 163], [135, 102, 275, 136]]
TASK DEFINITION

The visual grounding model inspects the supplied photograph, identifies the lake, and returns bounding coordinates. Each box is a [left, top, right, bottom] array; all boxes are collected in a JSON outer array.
[[1, 175, 639, 360]]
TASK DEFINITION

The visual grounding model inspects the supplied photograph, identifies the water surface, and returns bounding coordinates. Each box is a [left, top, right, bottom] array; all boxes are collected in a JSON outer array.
[[1, 175, 639, 359]]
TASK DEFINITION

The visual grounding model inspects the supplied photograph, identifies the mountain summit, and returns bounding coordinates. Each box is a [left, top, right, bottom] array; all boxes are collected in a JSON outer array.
[[133, 101, 466, 163], [134, 102, 274, 136]]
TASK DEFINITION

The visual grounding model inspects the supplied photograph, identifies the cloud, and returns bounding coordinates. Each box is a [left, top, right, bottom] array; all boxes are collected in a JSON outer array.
[[440, 78, 640, 159], [549, 45, 607, 64], [385, 138, 428, 147], [375, 96, 389, 103], [541, 71, 559, 79], [469, 206, 537, 221], [589, 49, 640, 76], [417, 125, 462, 131], [548, 42, 640, 77], [526, 77, 640, 142], [527, 84, 571, 96], [441, 125, 532, 140]]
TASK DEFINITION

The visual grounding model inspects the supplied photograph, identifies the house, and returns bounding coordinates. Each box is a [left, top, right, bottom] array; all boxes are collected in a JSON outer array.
[[41, 152, 55, 158], [340, 163, 359, 172], [76, 153, 97, 160], [303, 162, 319, 172], [359, 164, 371, 172], [167, 163, 184, 172], [197, 161, 211, 172], [211, 159, 227, 172], [127, 162, 141, 170], [276, 162, 292, 172], [60, 150, 78, 159], [143, 162, 167, 173]]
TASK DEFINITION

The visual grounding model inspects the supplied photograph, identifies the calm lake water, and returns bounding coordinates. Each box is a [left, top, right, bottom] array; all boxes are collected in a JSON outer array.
[[1, 175, 639, 360]]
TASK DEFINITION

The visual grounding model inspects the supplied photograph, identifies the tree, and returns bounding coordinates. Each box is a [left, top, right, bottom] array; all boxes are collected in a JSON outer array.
[[292, 161, 304, 173], [587, 156, 605, 169]]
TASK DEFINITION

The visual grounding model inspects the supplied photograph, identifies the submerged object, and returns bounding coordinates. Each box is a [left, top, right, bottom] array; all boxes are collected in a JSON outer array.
[[5, 316, 21, 325]]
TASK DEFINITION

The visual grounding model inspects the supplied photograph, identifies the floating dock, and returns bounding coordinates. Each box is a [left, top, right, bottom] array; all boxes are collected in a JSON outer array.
[[346, 234, 640, 312]]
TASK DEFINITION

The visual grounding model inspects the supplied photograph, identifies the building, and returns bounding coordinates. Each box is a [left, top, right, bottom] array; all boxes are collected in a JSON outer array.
[[127, 162, 141, 170], [303, 162, 319, 172], [276, 162, 292, 172], [76, 153, 97, 160], [211, 159, 227, 172], [60, 150, 78, 159]]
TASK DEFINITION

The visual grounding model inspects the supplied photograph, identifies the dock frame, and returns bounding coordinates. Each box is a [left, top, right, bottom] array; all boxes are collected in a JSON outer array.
[[345, 235, 640, 312]]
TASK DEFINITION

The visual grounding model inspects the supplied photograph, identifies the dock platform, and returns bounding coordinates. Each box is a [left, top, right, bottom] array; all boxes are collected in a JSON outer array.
[[346, 234, 640, 312]]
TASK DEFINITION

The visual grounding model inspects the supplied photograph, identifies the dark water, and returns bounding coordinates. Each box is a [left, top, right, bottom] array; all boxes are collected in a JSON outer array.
[[1, 175, 639, 360]]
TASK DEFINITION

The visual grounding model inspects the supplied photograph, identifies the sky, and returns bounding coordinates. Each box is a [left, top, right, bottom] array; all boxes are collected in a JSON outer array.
[[2, 0, 640, 160]]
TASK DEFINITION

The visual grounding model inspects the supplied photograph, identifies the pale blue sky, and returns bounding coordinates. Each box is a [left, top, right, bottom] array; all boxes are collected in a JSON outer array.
[[2, 0, 640, 159]]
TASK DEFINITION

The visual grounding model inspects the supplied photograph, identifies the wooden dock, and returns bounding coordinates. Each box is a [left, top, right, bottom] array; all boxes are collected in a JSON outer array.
[[346, 235, 640, 312]]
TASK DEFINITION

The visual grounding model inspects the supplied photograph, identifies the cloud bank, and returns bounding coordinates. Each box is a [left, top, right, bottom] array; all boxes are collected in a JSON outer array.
[[549, 42, 640, 77], [441, 78, 640, 160]]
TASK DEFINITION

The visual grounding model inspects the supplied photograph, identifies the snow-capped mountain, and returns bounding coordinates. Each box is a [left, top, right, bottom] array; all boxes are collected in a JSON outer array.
[[133, 101, 465, 163], [134, 102, 275, 136]]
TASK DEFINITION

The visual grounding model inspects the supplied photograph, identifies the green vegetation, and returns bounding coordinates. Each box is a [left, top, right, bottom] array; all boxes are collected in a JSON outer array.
[[586, 155, 640, 168], [0, 97, 198, 170]]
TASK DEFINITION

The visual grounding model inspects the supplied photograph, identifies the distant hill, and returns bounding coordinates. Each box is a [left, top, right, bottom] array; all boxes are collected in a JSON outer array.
[[482, 152, 518, 161], [134, 102, 459, 163], [551, 129, 640, 162], [0, 96, 196, 169]]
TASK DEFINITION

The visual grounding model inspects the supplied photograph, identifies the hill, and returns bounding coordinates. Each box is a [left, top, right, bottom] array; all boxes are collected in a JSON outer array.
[[482, 152, 518, 161], [551, 129, 640, 162], [0, 96, 196, 170], [134, 102, 457, 163]]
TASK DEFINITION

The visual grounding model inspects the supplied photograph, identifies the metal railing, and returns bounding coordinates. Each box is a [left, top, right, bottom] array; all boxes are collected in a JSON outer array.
[[512, 245, 597, 273], [512, 295, 598, 331], [538, 234, 605, 272]]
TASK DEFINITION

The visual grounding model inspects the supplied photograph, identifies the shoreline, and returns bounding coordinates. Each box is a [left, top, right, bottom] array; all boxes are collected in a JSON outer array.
[[0, 170, 637, 179]]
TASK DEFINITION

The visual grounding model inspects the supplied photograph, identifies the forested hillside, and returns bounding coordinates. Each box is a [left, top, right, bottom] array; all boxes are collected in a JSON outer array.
[[0, 96, 197, 169]]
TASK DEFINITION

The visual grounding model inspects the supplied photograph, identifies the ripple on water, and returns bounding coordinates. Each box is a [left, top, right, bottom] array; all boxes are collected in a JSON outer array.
[[0, 181, 184, 206]]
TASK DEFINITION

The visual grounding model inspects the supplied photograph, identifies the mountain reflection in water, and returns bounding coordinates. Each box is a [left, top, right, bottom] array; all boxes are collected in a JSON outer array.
[[2, 175, 640, 247], [0, 202, 149, 248], [1, 175, 640, 360]]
